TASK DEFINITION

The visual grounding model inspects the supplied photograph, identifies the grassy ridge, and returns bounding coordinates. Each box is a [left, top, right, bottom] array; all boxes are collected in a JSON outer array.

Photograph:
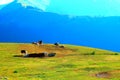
[[0, 43, 120, 80]]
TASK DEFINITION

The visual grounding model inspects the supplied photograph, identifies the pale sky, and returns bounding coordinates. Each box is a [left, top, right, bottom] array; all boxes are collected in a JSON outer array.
[[46, 0, 120, 16], [0, 0, 120, 16], [0, 0, 14, 5]]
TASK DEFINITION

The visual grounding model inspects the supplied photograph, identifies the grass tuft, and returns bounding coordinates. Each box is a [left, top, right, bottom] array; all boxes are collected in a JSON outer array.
[[13, 70, 18, 73]]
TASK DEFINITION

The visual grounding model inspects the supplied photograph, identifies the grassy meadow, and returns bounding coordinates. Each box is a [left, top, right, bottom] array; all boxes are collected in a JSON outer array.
[[0, 43, 120, 80]]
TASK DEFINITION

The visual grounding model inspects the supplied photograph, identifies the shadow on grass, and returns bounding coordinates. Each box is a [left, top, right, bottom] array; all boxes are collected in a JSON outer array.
[[13, 55, 23, 57]]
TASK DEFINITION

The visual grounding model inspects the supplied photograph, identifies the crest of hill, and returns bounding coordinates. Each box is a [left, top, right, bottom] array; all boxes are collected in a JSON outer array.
[[0, 43, 117, 57]]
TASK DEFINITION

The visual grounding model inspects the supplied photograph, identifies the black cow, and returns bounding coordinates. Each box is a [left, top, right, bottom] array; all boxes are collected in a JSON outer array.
[[38, 40, 43, 45], [21, 51, 48, 57], [54, 42, 59, 46], [48, 53, 56, 57], [59, 46, 65, 48], [20, 50, 56, 58], [26, 53, 45, 57]]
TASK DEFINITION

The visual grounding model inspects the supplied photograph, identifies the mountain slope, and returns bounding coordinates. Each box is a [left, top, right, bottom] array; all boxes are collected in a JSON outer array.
[[0, 43, 120, 80], [0, 1, 120, 52]]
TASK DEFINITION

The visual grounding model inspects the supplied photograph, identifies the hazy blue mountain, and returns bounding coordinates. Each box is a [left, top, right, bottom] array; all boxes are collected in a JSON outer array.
[[0, 1, 120, 52], [0, 5, 5, 10]]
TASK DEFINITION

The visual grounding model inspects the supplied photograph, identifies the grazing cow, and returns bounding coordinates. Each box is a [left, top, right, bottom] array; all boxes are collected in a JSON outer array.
[[54, 42, 59, 46], [27, 53, 46, 57], [20, 50, 56, 57], [21, 50, 48, 57], [38, 40, 43, 45], [48, 53, 56, 57], [59, 45, 65, 48], [32, 42, 40, 46]]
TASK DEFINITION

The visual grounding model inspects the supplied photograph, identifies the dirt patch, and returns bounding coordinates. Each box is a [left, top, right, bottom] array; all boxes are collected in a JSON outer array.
[[94, 70, 120, 79], [95, 72, 111, 78], [110, 69, 120, 74]]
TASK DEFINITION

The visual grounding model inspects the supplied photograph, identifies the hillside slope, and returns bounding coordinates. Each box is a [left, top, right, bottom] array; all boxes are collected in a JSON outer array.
[[0, 43, 120, 80], [0, 43, 116, 56]]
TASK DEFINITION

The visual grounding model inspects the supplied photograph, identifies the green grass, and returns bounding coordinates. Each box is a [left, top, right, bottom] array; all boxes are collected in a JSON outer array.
[[0, 43, 120, 80]]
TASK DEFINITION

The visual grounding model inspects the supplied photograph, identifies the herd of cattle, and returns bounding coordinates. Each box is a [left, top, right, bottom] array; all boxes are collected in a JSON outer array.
[[32, 40, 65, 48], [21, 40, 64, 58]]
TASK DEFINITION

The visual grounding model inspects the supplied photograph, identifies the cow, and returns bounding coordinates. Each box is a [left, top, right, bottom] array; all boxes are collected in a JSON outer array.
[[32, 42, 40, 46], [54, 42, 59, 46], [48, 53, 56, 57], [21, 50, 48, 57], [26, 53, 46, 57], [20, 50, 57, 57], [59, 45, 65, 48], [38, 40, 43, 45]]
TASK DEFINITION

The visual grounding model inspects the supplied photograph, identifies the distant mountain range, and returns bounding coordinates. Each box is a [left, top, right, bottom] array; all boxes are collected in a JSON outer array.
[[0, 1, 120, 52]]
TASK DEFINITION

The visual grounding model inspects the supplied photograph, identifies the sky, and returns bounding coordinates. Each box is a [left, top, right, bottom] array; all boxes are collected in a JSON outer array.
[[0, 0, 120, 16], [0, 0, 14, 5], [47, 0, 120, 16]]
